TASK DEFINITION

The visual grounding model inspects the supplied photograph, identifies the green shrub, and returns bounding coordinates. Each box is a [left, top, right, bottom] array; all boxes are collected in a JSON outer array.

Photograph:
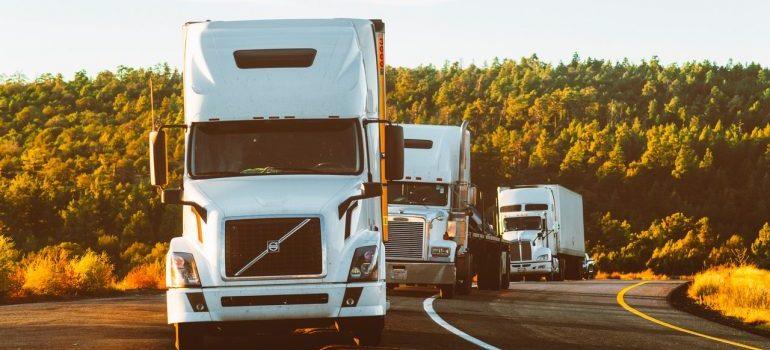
[[71, 250, 115, 293], [21, 244, 76, 296], [21, 243, 116, 297]]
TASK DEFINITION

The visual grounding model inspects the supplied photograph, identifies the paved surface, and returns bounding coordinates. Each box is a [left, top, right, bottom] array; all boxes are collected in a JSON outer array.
[[0, 280, 767, 349]]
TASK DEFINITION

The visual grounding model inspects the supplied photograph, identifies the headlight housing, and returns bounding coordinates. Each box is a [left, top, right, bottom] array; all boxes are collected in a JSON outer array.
[[169, 252, 201, 288], [348, 245, 379, 282], [431, 247, 451, 257], [446, 220, 457, 239], [535, 254, 549, 261]]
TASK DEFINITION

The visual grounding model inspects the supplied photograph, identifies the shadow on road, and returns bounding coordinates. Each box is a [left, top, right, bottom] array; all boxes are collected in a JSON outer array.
[[386, 286, 439, 299], [202, 328, 357, 350]]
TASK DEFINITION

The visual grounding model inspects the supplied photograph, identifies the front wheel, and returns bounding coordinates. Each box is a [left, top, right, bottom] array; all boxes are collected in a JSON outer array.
[[455, 254, 473, 295], [500, 252, 511, 290], [346, 316, 385, 346], [439, 283, 456, 299], [174, 323, 204, 350]]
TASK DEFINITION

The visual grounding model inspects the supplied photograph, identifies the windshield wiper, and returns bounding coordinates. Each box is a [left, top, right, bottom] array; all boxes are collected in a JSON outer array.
[[240, 167, 326, 175], [194, 171, 242, 178]]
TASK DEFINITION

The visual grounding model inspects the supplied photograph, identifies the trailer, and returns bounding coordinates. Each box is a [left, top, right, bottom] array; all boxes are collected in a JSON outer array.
[[385, 122, 514, 297]]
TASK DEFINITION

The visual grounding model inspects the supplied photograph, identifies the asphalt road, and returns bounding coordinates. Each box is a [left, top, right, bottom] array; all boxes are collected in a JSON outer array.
[[0, 280, 767, 350]]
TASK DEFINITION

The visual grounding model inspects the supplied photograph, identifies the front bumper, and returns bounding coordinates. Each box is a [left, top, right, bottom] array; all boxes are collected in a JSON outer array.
[[167, 281, 385, 324], [510, 261, 552, 275], [385, 261, 456, 285]]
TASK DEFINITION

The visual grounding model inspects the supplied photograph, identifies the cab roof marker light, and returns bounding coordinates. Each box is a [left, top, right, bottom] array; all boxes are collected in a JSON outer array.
[[328, 115, 340, 119], [285, 116, 295, 119], [269, 116, 279, 119], [252, 116, 264, 120], [415, 177, 422, 180], [208, 118, 220, 121]]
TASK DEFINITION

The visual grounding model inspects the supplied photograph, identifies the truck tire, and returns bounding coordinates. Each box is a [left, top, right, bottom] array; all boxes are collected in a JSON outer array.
[[345, 316, 385, 346], [500, 251, 510, 290], [174, 323, 204, 350], [556, 258, 566, 281], [455, 254, 473, 295], [480, 250, 502, 291], [564, 256, 584, 280], [476, 253, 489, 290], [439, 283, 456, 299]]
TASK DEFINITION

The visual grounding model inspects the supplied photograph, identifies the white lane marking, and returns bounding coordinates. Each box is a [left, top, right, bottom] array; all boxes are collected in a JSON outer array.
[[423, 296, 501, 350]]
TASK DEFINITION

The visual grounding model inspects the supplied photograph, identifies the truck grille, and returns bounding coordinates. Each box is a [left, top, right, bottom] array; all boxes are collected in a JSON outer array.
[[385, 219, 425, 260], [224, 217, 322, 278], [511, 240, 532, 261]]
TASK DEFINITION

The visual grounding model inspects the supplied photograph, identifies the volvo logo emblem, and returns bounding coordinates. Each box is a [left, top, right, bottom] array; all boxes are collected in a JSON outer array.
[[267, 240, 280, 253]]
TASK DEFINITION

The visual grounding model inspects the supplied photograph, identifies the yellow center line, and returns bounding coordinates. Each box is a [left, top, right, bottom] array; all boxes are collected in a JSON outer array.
[[616, 281, 761, 350]]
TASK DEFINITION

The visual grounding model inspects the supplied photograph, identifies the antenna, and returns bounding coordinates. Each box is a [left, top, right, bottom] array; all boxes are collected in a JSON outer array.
[[149, 78, 156, 130]]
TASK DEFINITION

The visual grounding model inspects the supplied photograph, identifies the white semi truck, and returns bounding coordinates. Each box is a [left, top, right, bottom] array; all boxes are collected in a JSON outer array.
[[148, 19, 405, 349], [385, 122, 514, 298], [498, 185, 585, 281]]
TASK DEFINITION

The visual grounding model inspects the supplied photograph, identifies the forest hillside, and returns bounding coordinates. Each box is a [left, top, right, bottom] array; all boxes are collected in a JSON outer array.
[[0, 57, 769, 287]]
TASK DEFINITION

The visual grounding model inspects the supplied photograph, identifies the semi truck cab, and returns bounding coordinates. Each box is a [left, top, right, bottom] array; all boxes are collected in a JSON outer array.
[[148, 19, 404, 349], [500, 203, 559, 280], [498, 185, 585, 281], [384, 123, 475, 297]]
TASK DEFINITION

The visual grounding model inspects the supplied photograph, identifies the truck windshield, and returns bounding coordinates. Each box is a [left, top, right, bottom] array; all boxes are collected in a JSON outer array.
[[504, 216, 541, 231], [190, 119, 362, 178], [388, 182, 448, 206]]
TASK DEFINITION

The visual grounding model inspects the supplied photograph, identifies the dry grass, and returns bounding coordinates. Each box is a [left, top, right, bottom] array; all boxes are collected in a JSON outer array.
[[688, 265, 770, 330], [595, 269, 670, 280], [117, 261, 165, 290]]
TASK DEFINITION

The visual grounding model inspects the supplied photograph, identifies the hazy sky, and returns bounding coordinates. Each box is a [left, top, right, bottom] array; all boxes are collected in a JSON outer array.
[[2, 0, 769, 78]]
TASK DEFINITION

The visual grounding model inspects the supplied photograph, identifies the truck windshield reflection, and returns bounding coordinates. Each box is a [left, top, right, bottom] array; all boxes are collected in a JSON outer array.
[[504, 216, 542, 231], [387, 182, 448, 206], [190, 119, 362, 178]]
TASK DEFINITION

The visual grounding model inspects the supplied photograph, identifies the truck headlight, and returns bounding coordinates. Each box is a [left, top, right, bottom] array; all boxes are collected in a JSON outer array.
[[431, 247, 451, 257], [446, 220, 457, 239], [169, 252, 201, 288], [536, 254, 549, 261], [348, 245, 378, 282]]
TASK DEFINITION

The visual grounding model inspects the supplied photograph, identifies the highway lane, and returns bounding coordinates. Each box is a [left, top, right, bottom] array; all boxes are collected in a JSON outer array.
[[0, 280, 766, 349], [433, 280, 769, 349]]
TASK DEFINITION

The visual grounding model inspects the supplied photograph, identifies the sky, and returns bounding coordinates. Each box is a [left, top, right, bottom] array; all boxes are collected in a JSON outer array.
[[2, 0, 770, 79]]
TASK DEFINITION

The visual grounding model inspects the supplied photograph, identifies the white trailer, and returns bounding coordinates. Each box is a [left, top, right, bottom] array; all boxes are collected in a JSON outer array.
[[498, 185, 585, 281], [385, 122, 514, 298], [148, 19, 405, 349]]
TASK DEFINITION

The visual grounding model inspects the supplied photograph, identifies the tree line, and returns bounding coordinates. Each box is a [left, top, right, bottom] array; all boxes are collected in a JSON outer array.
[[0, 56, 768, 282]]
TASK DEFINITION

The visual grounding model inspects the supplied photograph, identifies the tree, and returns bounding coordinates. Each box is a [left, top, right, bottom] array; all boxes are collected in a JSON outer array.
[[752, 223, 770, 268], [708, 235, 750, 267]]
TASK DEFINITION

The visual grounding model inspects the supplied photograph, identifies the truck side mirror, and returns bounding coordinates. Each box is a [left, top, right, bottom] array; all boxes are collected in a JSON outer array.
[[385, 125, 404, 181], [149, 130, 168, 187], [161, 188, 183, 205]]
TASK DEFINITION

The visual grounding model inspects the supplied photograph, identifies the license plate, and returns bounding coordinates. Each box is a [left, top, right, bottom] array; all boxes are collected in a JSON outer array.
[[392, 268, 407, 280]]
